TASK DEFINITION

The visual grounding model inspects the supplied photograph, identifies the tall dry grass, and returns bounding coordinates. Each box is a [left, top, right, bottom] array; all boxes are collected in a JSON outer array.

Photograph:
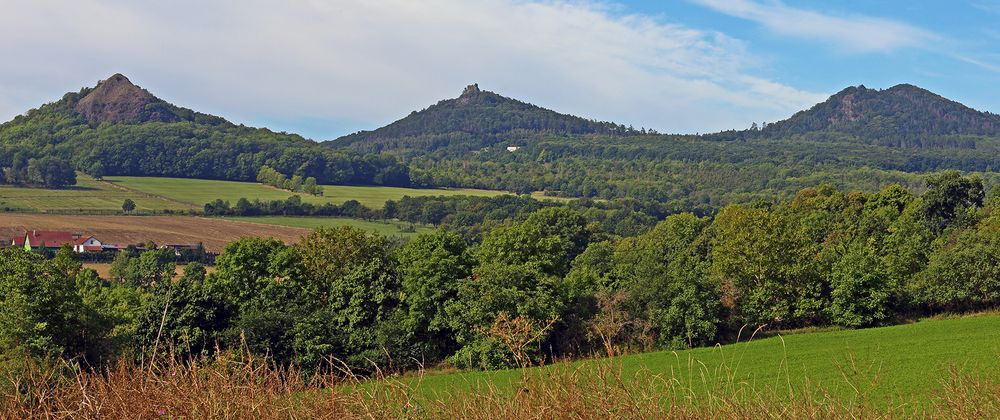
[[2, 351, 997, 419]]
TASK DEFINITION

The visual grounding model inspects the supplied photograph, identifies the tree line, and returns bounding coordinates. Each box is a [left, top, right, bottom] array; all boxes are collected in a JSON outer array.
[[256, 165, 323, 196], [0, 153, 76, 188], [203, 196, 375, 220], [2, 171, 997, 377], [203, 193, 664, 240]]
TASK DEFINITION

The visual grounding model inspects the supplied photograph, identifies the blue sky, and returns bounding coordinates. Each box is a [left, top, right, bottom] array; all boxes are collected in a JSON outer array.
[[622, 0, 1000, 112], [0, 0, 997, 140]]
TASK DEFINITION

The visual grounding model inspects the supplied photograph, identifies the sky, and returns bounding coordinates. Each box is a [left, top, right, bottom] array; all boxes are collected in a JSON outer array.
[[0, 0, 998, 140]]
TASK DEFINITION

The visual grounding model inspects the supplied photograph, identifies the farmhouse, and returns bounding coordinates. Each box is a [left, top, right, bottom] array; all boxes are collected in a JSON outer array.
[[12, 230, 76, 251], [7, 230, 109, 253], [74, 235, 104, 252]]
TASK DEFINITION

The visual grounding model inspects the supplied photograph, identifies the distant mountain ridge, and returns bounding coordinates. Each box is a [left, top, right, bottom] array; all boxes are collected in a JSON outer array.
[[334, 82, 1000, 156], [3, 75, 999, 209], [0, 74, 410, 187], [748, 84, 1000, 144], [315, 82, 1000, 206], [332, 83, 638, 153]]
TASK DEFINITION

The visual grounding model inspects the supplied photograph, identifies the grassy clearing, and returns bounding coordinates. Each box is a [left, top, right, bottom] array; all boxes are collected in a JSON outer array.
[[529, 191, 582, 202], [0, 174, 193, 212], [405, 313, 1000, 407], [228, 216, 435, 238], [4, 317, 998, 418], [107, 176, 506, 209], [2, 175, 565, 215]]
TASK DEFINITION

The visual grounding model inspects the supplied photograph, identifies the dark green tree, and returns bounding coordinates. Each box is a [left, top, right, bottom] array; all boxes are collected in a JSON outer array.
[[396, 230, 474, 361], [122, 198, 137, 214], [829, 241, 894, 327], [25, 156, 76, 188]]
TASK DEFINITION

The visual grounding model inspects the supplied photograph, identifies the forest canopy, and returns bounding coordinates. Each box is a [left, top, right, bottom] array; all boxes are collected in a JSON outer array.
[[3, 173, 997, 375]]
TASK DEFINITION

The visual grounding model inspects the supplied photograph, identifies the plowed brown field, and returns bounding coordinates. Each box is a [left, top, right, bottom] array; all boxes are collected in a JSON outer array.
[[0, 214, 310, 252]]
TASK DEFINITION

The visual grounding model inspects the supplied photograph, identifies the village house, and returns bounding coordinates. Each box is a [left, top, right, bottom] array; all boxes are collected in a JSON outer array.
[[73, 235, 104, 253], [8, 230, 111, 253], [12, 230, 77, 251]]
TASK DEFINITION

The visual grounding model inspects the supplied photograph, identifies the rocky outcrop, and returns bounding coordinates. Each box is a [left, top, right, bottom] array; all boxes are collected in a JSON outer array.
[[74, 73, 181, 124]]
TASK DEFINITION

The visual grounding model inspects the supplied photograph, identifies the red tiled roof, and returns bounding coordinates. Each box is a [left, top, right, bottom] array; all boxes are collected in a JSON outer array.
[[18, 231, 76, 248], [74, 236, 96, 245]]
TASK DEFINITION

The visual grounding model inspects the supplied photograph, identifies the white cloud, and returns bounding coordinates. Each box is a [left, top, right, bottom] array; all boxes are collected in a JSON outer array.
[[691, 0, 937, 53], [0, 0, 826, 138]]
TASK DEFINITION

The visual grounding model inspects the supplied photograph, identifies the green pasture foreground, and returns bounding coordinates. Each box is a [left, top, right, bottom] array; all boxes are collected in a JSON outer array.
[[0, 174, 191, 212], [228, 216, 435, 238], [107, 176, 505, 209], [403, 314, 1000, 406]]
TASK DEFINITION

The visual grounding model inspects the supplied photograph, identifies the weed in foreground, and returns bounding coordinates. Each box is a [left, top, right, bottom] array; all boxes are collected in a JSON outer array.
[[1, 351, 996, 419]]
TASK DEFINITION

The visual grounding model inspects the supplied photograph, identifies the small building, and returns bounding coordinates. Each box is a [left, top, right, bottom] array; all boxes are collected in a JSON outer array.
[[161, 243, 203, 256], [8, 231, 111, 253], [13, 230, 77, 251], [73, 236, 104, 253], [506, 146, 521, 152]]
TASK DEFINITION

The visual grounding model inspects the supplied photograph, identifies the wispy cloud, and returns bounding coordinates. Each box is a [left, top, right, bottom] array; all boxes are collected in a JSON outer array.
[[972, 1, 1000, 14], [0, 0, 825, 138], [690, 0, 938, 53], [951, 53, 1000, 73]]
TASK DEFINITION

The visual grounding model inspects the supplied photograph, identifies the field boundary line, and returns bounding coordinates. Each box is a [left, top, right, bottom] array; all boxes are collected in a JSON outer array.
[[99, 179, 200, 209]]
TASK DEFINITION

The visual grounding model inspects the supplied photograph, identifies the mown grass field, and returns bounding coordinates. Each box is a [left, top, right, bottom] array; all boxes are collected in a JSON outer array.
[[1, 175, 509, 237], [0, 174, 192, 212], [106, 176, 505, 209], [405, 313, 1000, 407], [228, 216, 435, 238]]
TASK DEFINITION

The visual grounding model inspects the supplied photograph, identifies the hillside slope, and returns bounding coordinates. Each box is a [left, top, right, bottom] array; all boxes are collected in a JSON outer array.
[[714, 84, 1000, 148], [332, 84, 637, 154], [409, 314, 1000, 406], [323, 83, 1000, 205], [0, 74, 409, 186], [72, 73, 224, 125]]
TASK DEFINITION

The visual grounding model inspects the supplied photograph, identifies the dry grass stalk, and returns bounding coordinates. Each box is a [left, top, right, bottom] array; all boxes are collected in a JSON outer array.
[[1, 352, 996, 419]]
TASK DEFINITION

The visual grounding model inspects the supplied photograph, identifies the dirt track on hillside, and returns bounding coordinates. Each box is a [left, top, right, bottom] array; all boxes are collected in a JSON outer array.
[[0, 214, 310, 253]]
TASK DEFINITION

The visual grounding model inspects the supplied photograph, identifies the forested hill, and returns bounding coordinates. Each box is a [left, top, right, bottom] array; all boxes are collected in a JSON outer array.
[[0, 74, 411, 187], [712, 84, 1000, 146], [321, 82, 1000, 207], [331, 84, 638, 154]]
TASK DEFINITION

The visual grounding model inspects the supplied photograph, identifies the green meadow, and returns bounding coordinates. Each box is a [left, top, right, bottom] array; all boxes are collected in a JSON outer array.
[[402, 313, 1000, 407], [1, 175, 570, 215], [1, 174, 495, 237], [0, 174, 192, 212], [107, 176, 506, 209], [228, 216, 435, 238]]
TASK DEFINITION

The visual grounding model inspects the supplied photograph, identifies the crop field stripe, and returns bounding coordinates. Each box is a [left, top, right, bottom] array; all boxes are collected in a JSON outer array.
[[107, 176, 509, 209], [0, 175, 194, 212]]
